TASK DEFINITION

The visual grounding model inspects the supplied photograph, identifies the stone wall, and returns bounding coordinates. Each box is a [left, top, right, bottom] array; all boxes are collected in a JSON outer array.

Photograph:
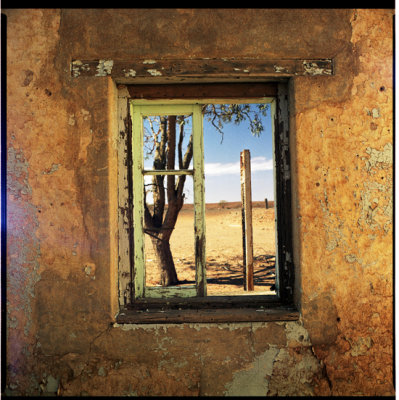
[[4, 9, 394, 396]]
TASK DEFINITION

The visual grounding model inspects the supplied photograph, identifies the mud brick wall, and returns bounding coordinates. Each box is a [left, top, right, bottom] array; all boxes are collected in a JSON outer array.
[[5, 9, 393, 396]]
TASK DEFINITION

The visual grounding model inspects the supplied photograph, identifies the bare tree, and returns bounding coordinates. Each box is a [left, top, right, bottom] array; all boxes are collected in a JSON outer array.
[[143, 104, 269, 286]]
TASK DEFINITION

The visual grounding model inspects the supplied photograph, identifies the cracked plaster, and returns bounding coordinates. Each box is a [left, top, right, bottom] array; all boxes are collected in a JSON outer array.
[[4, 8, 394, 397]]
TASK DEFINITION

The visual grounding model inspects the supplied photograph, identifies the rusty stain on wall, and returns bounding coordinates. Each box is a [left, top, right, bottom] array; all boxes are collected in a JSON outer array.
[[4, 8, 394, 397]]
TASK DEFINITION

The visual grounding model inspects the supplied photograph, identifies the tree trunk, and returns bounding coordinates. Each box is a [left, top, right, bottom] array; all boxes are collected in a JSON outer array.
[[147, 195, 182, 287], [150, 236, 179, 286], [144, 115, 193, 287]]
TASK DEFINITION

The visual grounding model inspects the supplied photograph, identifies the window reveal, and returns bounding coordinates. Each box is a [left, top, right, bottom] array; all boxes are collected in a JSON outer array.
[[116, 83, 296, 323]]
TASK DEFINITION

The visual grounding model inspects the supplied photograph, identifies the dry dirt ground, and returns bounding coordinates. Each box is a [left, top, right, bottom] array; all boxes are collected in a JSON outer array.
[[145, 202, 276, 296]]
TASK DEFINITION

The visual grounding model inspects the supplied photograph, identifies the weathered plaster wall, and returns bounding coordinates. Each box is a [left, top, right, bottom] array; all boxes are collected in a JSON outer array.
[[5, 9, 394, 396], [292, 10, 393, 395]]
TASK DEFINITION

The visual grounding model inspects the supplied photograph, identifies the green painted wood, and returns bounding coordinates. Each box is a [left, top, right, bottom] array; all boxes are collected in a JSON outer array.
[[145, 285, 197, 298], [132, 103, 195, 116], [192, 104, 207, 296], [125, 93, 291, 307], [117, 94, 132, 306], [143, 169, 193, 175], [131, 102, 206, 299], [131, 103, 145, 298]]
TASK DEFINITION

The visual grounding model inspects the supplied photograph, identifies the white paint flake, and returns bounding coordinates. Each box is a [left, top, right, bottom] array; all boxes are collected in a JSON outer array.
[[71, 60, 91, 77], [147, 69, 162, 76], [302, 61, 331, 76], [95, 59, 114, 76], [274, 65, 289, 73], [123, 69, 137, 77]]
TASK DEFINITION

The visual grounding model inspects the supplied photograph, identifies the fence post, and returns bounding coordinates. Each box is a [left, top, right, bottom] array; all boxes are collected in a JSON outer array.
[[240, 149, 254, 291], [265, 198, 269, 209]]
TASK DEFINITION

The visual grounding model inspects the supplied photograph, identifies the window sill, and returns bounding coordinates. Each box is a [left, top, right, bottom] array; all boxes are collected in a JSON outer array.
[[116, 302, 299, 324]]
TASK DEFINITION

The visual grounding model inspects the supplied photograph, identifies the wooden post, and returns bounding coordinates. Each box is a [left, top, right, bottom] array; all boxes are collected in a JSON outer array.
[[240, 150, 254, 291], [265, 198, 269, 209]]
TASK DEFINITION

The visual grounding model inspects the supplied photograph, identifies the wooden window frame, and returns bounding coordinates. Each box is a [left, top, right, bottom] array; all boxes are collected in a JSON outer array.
[[131, 103, 206, 299], [116, 82, 297, 324]]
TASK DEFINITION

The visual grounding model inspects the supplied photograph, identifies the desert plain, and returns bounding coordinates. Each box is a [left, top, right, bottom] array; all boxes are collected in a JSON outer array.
[[144, 201, 276, 296]]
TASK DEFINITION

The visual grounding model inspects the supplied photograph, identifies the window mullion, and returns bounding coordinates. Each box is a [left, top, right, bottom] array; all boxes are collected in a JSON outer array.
[[192, 104, 207, 296], [142, 169, 194, 176], [131, 103, 146, 299]]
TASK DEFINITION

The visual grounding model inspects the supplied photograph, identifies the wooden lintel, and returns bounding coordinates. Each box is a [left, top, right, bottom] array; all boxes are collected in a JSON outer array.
[[126, 83, 278, 99], [71, 58, 333, 80]]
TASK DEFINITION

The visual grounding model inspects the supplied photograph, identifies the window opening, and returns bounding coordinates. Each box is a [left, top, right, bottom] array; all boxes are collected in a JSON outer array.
[[130, 100, 277, 300], [142, 114, 196, 292], [202, 103, 276, 296]]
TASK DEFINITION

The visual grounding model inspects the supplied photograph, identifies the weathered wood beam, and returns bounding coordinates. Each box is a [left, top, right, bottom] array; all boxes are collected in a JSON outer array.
[[71, 58, 333, 80], [240, 149, 254, 291], [116, 307, 299, 324], [127, 294, 279, 309], [126, 83, 278, 99]]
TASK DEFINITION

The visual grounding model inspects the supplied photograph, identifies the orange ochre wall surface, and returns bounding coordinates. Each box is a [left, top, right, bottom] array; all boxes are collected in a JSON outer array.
[[4, 9, 394, 396]]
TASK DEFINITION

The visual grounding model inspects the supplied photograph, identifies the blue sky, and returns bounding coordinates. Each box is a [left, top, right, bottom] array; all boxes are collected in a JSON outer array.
[[203, 107, 274, 203], [143, 104, 275, 204]]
